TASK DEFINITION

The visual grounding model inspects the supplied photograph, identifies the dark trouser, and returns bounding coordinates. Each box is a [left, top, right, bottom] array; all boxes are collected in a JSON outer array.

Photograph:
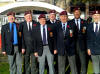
[[58, 55, 66, 74], [24, 52, 38, 74], [76, 42, 87, 74], [8, 46, 22, 74], [68, 55, 78, 74], [91, 55, 100, 74], [38, 46, 54, 74]]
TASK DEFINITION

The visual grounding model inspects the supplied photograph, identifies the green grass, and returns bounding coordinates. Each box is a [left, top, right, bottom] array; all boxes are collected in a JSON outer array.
[[0, 60, 94, 74], [0, 62, 10, 74]]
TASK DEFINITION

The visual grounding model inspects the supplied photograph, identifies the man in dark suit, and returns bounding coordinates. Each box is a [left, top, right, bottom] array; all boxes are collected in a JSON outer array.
[[1, 12, 22, 74], [46, 10, 59, 74], [70, 8, 87, 74], [20, 10, 38, 74], [87, 10, 100, 74], [57, 11, 77, 74], [34, 14, 57, 74]]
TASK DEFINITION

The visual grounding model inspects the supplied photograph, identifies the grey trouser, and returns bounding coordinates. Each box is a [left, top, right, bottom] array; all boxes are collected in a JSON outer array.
[[91, 55, 100, 74], [8, 46, 22, 74], [76, 41, 87, 74], [58, 55, 66, 74], [38, 46, 54, 74], [24, 52, 38, 74], [68, 55, 78, 74]]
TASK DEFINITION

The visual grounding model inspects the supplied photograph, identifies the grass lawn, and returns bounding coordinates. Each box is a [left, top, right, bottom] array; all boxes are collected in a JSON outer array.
[[0, 60, 94, 74]]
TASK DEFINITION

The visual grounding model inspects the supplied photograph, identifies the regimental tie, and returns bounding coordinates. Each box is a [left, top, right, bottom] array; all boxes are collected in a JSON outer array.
[[76, 19, 79, 30], [43, 25, 46, 45], [95, 23, 98, 35], [29, 22, 32, 32], [63, 24, 66, 35]]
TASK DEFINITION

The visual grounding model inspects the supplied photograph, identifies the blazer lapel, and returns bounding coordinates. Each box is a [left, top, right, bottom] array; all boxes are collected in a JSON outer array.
[[23, 21, 28, 32], [91, 23, 96, 36], [38, 24, 42, 41]]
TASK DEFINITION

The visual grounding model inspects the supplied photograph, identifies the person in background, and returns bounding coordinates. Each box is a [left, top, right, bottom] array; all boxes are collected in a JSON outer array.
[[1, 12, 22, 74], [46, 9, 59, 74]]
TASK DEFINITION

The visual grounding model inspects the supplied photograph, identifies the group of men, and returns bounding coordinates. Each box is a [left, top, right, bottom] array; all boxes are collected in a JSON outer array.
[[1, 7, 100, 74]]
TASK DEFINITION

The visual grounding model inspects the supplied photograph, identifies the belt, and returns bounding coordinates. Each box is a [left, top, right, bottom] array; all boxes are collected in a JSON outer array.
[[13, 44, 18, 46], [43, 44, 48, 46]]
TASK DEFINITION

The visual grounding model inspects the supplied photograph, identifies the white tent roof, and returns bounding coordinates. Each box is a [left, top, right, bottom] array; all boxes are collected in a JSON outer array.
[[0, 2, 65, 14]]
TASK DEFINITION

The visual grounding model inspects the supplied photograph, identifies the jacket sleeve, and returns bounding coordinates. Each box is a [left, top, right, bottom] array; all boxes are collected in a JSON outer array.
[[1, 25, 6, 52], [87, 24, 92, 49]]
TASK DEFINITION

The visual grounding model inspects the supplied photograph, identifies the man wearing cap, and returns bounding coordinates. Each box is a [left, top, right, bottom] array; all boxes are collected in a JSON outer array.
[[34, 14, 57, 74], [20, 10, 38, 74], [87, 10, 100, 74], [1, 12, 22, 74], [57, 11, 77, 74], [70, 7, 87, 74]]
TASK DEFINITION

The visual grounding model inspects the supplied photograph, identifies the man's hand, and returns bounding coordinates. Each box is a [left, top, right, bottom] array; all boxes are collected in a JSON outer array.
[[87, 49, 91, 56], [2, 52, 6, 56], [22, 49, 25, 54], [54, 50, 57, 54], [34, 52, 38, 57]]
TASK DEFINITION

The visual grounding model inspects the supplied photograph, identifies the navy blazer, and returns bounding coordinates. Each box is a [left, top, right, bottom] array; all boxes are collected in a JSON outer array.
[[1, 23, 21, 55], [34, 23, 57, 56], [87, 23, 100, 55], [57, 21, 76, 56], [70, 19, 87, 51]]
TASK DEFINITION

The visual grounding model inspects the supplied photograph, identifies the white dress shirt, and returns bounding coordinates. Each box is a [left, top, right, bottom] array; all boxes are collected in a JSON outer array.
[[27, 22, 32, 31], [93, 22, 100, 32], [40, 24, 48, 44], [75, 18, 81, 30], [50, 20, 56, 24], [61, 22, 67, 31]]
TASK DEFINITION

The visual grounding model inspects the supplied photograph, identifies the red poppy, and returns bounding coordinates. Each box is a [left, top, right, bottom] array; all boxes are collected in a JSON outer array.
[[33, 24, 37, 27], [67, 25, 70, 28], [81, 21, 84, 24], [48, 27, 51, 31]]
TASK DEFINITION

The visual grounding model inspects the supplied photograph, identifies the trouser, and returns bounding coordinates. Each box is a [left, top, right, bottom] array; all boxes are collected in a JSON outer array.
[[38, 46, 54, 74], [91, 55, 100, 74], [8, 46, 22, 74], [24, 52, 38, 74]]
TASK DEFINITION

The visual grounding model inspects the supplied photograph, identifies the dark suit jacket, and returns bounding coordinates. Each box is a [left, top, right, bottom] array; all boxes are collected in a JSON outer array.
[[70, 19, 87, 51], [1, 22, 21, 55], [20, 20, 37, 54], [87, 23, 100, 55], [57, 21, 76, 56], [34, 23, 57, 56]]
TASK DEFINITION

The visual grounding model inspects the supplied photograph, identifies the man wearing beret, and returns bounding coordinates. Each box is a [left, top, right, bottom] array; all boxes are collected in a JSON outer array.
[[47, 10, 60, 25], [87, 10, 100, 74], [20, 10, 38, 74], [57, 11, 77, 74], [1, 12, 22, 74], [46, 9, 59, 74], [70, 7, 87, 74], [34, 14, 57, 74]]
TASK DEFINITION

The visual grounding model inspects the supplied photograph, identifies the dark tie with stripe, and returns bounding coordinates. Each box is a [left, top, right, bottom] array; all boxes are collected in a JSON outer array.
[[95, 23, 98, 35], [29, 22, 32, 32], [43, 25, 46, 45], [63, 24, 65, 35], [77, 19, 79, 30]]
